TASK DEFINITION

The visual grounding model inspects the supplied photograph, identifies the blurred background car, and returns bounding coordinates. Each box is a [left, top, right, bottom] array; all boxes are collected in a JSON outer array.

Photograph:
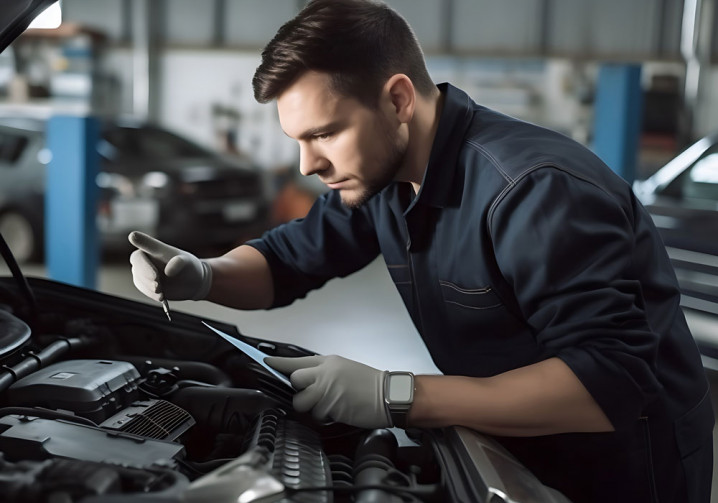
[[633, 132, 718, 363], [0, 116, 270, 263]]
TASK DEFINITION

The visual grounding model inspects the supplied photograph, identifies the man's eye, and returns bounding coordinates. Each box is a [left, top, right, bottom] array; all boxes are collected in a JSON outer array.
[[315, 132, 332, 141]]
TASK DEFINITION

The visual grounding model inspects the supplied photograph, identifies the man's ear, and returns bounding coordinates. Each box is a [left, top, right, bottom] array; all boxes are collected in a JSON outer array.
[[383, 74, 415, 124]]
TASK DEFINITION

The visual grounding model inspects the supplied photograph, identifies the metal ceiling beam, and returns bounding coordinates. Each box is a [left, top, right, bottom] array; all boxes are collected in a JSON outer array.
[[680, 0, 714, 144], [131, 0, 164, 121]]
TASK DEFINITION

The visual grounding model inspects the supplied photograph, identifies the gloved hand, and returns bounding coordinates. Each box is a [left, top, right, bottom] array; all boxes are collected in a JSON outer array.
[[265, 355, 392, 428], [128, 231, 212, 302]]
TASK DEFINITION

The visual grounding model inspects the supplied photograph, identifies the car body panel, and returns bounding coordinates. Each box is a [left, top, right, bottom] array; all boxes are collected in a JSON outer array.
[[633, 132, 718, 363], [0, 0, 56, 53]]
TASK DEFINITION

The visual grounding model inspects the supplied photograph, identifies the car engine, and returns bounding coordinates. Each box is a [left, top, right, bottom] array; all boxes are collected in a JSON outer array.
[[0, 242, 571, 503]]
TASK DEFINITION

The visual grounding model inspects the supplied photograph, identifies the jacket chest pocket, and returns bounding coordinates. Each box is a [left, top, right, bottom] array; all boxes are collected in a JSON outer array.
[[438, 280, 536, 358], [439, 281, 503, 310]]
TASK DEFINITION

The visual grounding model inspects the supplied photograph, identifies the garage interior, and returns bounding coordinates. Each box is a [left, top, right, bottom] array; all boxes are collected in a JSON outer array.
[[1, 0, 718, 502]]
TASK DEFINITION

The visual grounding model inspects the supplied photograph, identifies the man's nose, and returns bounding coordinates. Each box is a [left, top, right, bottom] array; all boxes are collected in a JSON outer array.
[[298, 143, 327, 177]]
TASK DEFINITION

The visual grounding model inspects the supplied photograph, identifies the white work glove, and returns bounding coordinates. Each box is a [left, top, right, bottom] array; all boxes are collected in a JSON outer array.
[[128, 231, 212, 302], [265, 355, 392, 428]]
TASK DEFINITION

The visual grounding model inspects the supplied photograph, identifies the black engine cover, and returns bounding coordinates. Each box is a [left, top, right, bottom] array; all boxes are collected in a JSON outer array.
[[7, 360, 140, 423]]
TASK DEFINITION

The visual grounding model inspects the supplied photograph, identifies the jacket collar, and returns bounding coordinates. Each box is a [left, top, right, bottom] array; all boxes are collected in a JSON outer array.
[[413, 83, 475, 209]]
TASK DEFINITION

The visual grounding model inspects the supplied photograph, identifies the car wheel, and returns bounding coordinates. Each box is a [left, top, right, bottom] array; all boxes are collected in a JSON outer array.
[[0, 211, 39, 263]]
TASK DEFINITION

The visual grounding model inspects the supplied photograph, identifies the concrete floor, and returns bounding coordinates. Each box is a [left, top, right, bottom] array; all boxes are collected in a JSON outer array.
[[2, 256, 717, 500]]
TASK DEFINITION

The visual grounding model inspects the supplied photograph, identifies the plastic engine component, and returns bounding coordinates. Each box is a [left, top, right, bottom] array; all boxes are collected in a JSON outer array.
[[7, 359, 140, 423], [0, 415, 185, 467]]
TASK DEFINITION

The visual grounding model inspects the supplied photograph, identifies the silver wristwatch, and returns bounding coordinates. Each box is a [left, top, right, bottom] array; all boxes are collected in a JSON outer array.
[[384, 371, 415, 429]]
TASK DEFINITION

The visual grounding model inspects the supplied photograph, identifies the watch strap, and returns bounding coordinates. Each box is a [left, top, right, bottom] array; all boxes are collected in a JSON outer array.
[[390, 407, 410, 429], [384, 371, 415, 429]]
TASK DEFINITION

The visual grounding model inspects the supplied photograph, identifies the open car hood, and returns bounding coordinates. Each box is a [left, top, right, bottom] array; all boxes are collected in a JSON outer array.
[[0, 0, 57, 53]]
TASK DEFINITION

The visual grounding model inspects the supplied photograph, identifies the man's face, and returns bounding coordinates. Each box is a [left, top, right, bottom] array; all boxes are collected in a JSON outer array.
[[277, 71, 407, 208]]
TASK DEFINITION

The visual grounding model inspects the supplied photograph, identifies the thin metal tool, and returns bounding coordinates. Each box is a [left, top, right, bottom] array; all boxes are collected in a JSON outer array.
[[161, 298, 172, 321], [156, 270, 172, 321], [202, 321, 293, 389]]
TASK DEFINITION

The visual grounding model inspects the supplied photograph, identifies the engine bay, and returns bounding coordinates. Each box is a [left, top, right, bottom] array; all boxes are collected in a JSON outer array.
[[0, 266, 571, 503], [0, 274, 457, 503]]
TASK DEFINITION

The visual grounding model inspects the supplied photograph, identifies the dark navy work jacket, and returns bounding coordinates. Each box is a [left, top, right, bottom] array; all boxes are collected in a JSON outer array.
[[248, 83, 714, 502]]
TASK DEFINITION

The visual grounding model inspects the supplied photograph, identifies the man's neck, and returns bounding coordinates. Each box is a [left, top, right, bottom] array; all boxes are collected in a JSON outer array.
[[404, 88, 445, 195]]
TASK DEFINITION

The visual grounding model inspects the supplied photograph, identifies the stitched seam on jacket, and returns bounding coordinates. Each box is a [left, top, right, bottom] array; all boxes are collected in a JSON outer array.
[[486, 163, 617, 241], [445, 300, 503, 310], [439, 281, 492, 294], [466, 139, 515, 184]]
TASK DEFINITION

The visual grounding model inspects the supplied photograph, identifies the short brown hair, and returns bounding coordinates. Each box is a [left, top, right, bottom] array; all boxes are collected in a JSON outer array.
[[252, 0, 435, 107]]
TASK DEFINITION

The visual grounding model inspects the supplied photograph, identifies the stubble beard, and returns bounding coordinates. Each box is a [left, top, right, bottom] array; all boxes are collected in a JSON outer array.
[[340, 127, 408, 210]]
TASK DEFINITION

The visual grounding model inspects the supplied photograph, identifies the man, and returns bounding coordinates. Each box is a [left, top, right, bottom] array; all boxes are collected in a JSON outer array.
[[129, 1, 714, 501]]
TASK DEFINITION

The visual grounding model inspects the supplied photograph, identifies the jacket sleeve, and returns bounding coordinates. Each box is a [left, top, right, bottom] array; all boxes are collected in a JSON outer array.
[[488, 167, 662, 430], [246, 190, 380, 307]]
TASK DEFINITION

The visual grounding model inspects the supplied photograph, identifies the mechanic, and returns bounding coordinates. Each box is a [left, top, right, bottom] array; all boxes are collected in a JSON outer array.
[[128, 1, 714, 501]]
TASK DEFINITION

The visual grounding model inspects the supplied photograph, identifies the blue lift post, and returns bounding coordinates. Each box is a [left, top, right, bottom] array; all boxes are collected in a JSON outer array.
[[46, 115, 100, 289], [592, 64, 643, 184]]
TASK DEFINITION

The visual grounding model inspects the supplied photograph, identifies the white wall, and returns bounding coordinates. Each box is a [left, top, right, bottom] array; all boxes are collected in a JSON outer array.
[[158, 50, 298, 170], [154, 53, 593, 168], [100, 48, 299, 170], [100, 46, 718, 171]]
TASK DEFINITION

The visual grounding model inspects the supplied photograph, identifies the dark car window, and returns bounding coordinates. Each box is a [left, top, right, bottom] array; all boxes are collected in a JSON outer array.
[[663, 144, 718, 201], [100, 126, 212, 161], [0, 131, 29, 164]]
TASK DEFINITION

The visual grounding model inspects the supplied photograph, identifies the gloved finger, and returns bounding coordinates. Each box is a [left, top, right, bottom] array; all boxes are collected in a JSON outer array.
[[289, 367, 317, 390], [129, 250, 164, 300], [292, 385, 323, 413], [131, 273, 161, 301], [128, 231, 179, 263], [264, 355, 323, 375], [311, 393, 339, 424], [129, 250, 159, 280], [311, 406, 331, 423], [129, 250, 161, 292], [165, 254, 190, 277]]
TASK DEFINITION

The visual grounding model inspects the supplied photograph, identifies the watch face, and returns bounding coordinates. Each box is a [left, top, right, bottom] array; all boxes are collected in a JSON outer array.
[[388, 373, 414, 403]]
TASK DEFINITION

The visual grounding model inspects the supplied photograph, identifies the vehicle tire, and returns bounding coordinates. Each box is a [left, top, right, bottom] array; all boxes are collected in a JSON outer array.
[[0, 211, 40, 264]]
